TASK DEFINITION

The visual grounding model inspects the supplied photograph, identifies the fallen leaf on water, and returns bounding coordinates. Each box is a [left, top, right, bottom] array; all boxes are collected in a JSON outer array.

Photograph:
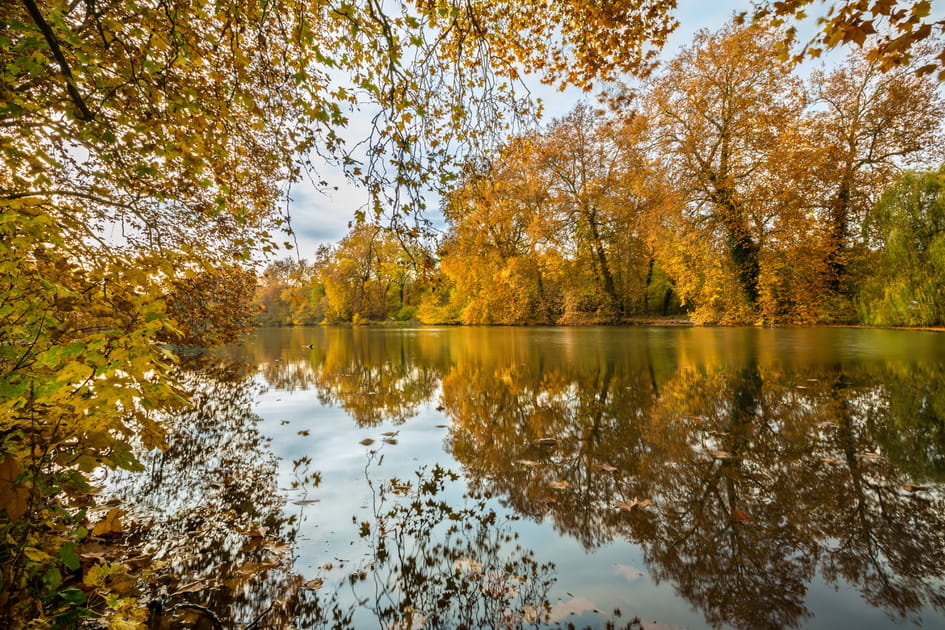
[[382, 431, 398, 437], [822, 458, 843, 465], [297, 430, 310, 436], [516, 459, 540, 467], [536, 438, 558, 447], [858, 452, 884, 460], [280, 420, 290, 425], [615, 498, 651, 511], [293, 499, 320, 505], [304, 578, 324, 590], [122, 554, 153, 570], [435, 424, 448, 428], [382, 438, 398, 445], [359, 438, 375, 446], [453, 557, 484, 572], [549, 480, 570, 490], [522, 605, 539, 623], [903, 483, 929, 492], [173, 579, 209, 595], [78, 540, 114, 562], [265, 541, 292, 555], [598, 464, 618, 473], [711, 451, 736, 461], [435, 405, 445, 411], [236, 559, 280, 576], [732, 509, 751, 524], [91, 507, 125, 537]]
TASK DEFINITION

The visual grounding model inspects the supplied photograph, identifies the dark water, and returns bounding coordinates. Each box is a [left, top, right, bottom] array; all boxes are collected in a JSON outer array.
[[111, 326, 945, 629]]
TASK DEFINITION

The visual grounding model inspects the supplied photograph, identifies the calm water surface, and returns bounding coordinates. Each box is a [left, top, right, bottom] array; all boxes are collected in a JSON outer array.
[[112, 327, 945, 629]]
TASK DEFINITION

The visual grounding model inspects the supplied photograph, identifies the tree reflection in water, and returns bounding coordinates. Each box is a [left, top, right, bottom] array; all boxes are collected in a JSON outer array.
[[105, 356, 578, 629], [352, 453, 560, 629], [108, 358, 351, 629], [246, 328, 441, 426], [442, 351, 945, 629], [200, 327, 945, 629]]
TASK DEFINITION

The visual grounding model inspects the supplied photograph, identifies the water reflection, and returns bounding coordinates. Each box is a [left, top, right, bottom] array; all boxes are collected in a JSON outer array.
[[232, 327, 945, 629], [242, 328, 440, 425], [355, 457, 558, 629], [108, 358, 350, 629]]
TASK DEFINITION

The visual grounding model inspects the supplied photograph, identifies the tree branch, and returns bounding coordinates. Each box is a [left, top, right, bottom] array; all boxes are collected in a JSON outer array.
[[3, 189, 133, 210], [21, 0, 94, 121]]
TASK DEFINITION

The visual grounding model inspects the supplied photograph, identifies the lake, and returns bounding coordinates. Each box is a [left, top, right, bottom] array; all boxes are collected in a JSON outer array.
[[110, 326, 945, 629]]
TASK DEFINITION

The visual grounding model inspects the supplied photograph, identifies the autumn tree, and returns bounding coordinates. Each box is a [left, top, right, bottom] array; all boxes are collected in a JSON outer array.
[[538, 104, 652, 322], [255, 258, 326, 326], [752, 0, 945, 79], [647, 22, 805, 323], [164, 266, 259, 348], [434, 135, 564, 324], [318, 223, 429, 323]]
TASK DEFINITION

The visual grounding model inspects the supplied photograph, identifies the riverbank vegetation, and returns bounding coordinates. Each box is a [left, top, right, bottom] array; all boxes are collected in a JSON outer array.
[[257, 25, 945, 327]]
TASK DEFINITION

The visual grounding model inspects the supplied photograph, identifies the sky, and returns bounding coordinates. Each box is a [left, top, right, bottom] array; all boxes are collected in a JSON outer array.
[[277, 0, 931, 260]]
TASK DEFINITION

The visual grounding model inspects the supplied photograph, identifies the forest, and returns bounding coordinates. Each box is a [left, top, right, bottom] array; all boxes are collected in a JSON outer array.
[[257, 24, 945, 328]]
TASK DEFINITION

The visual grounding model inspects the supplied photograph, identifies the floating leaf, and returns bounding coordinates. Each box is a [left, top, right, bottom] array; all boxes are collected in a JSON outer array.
[[598, 464, 618, 473], [297, 430, 310, 436], [516, 459, 540, 467], [903, 483, 929, 492], [172, 579, 208, 595], [710, 451, 736, 461], [615, 498, 651, 511], [453, 557, 484, 572], [549, 480, 570, 490], [522, 605, 539, 623], [359, 438, 376, 446], [91, 507, 125, 537], [822, 457, 843, 465], [304, 578, 324, 590], [536, 437, 558, 447]]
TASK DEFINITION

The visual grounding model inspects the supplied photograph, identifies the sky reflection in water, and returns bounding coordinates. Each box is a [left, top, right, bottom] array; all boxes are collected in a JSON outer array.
[[114, 327, 945, 629]]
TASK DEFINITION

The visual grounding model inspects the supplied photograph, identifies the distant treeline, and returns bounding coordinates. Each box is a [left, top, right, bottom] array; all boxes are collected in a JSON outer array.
[[257, 24, 945, 327]]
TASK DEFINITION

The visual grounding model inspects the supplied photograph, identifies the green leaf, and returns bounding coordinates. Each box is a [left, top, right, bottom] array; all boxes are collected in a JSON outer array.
[[59, 542, 80, 571], [58, 586, 87, 606], [44, 567, 62, 590]]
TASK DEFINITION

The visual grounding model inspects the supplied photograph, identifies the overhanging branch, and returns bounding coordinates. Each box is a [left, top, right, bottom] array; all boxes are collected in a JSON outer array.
[[21, 0, 94, 122]]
